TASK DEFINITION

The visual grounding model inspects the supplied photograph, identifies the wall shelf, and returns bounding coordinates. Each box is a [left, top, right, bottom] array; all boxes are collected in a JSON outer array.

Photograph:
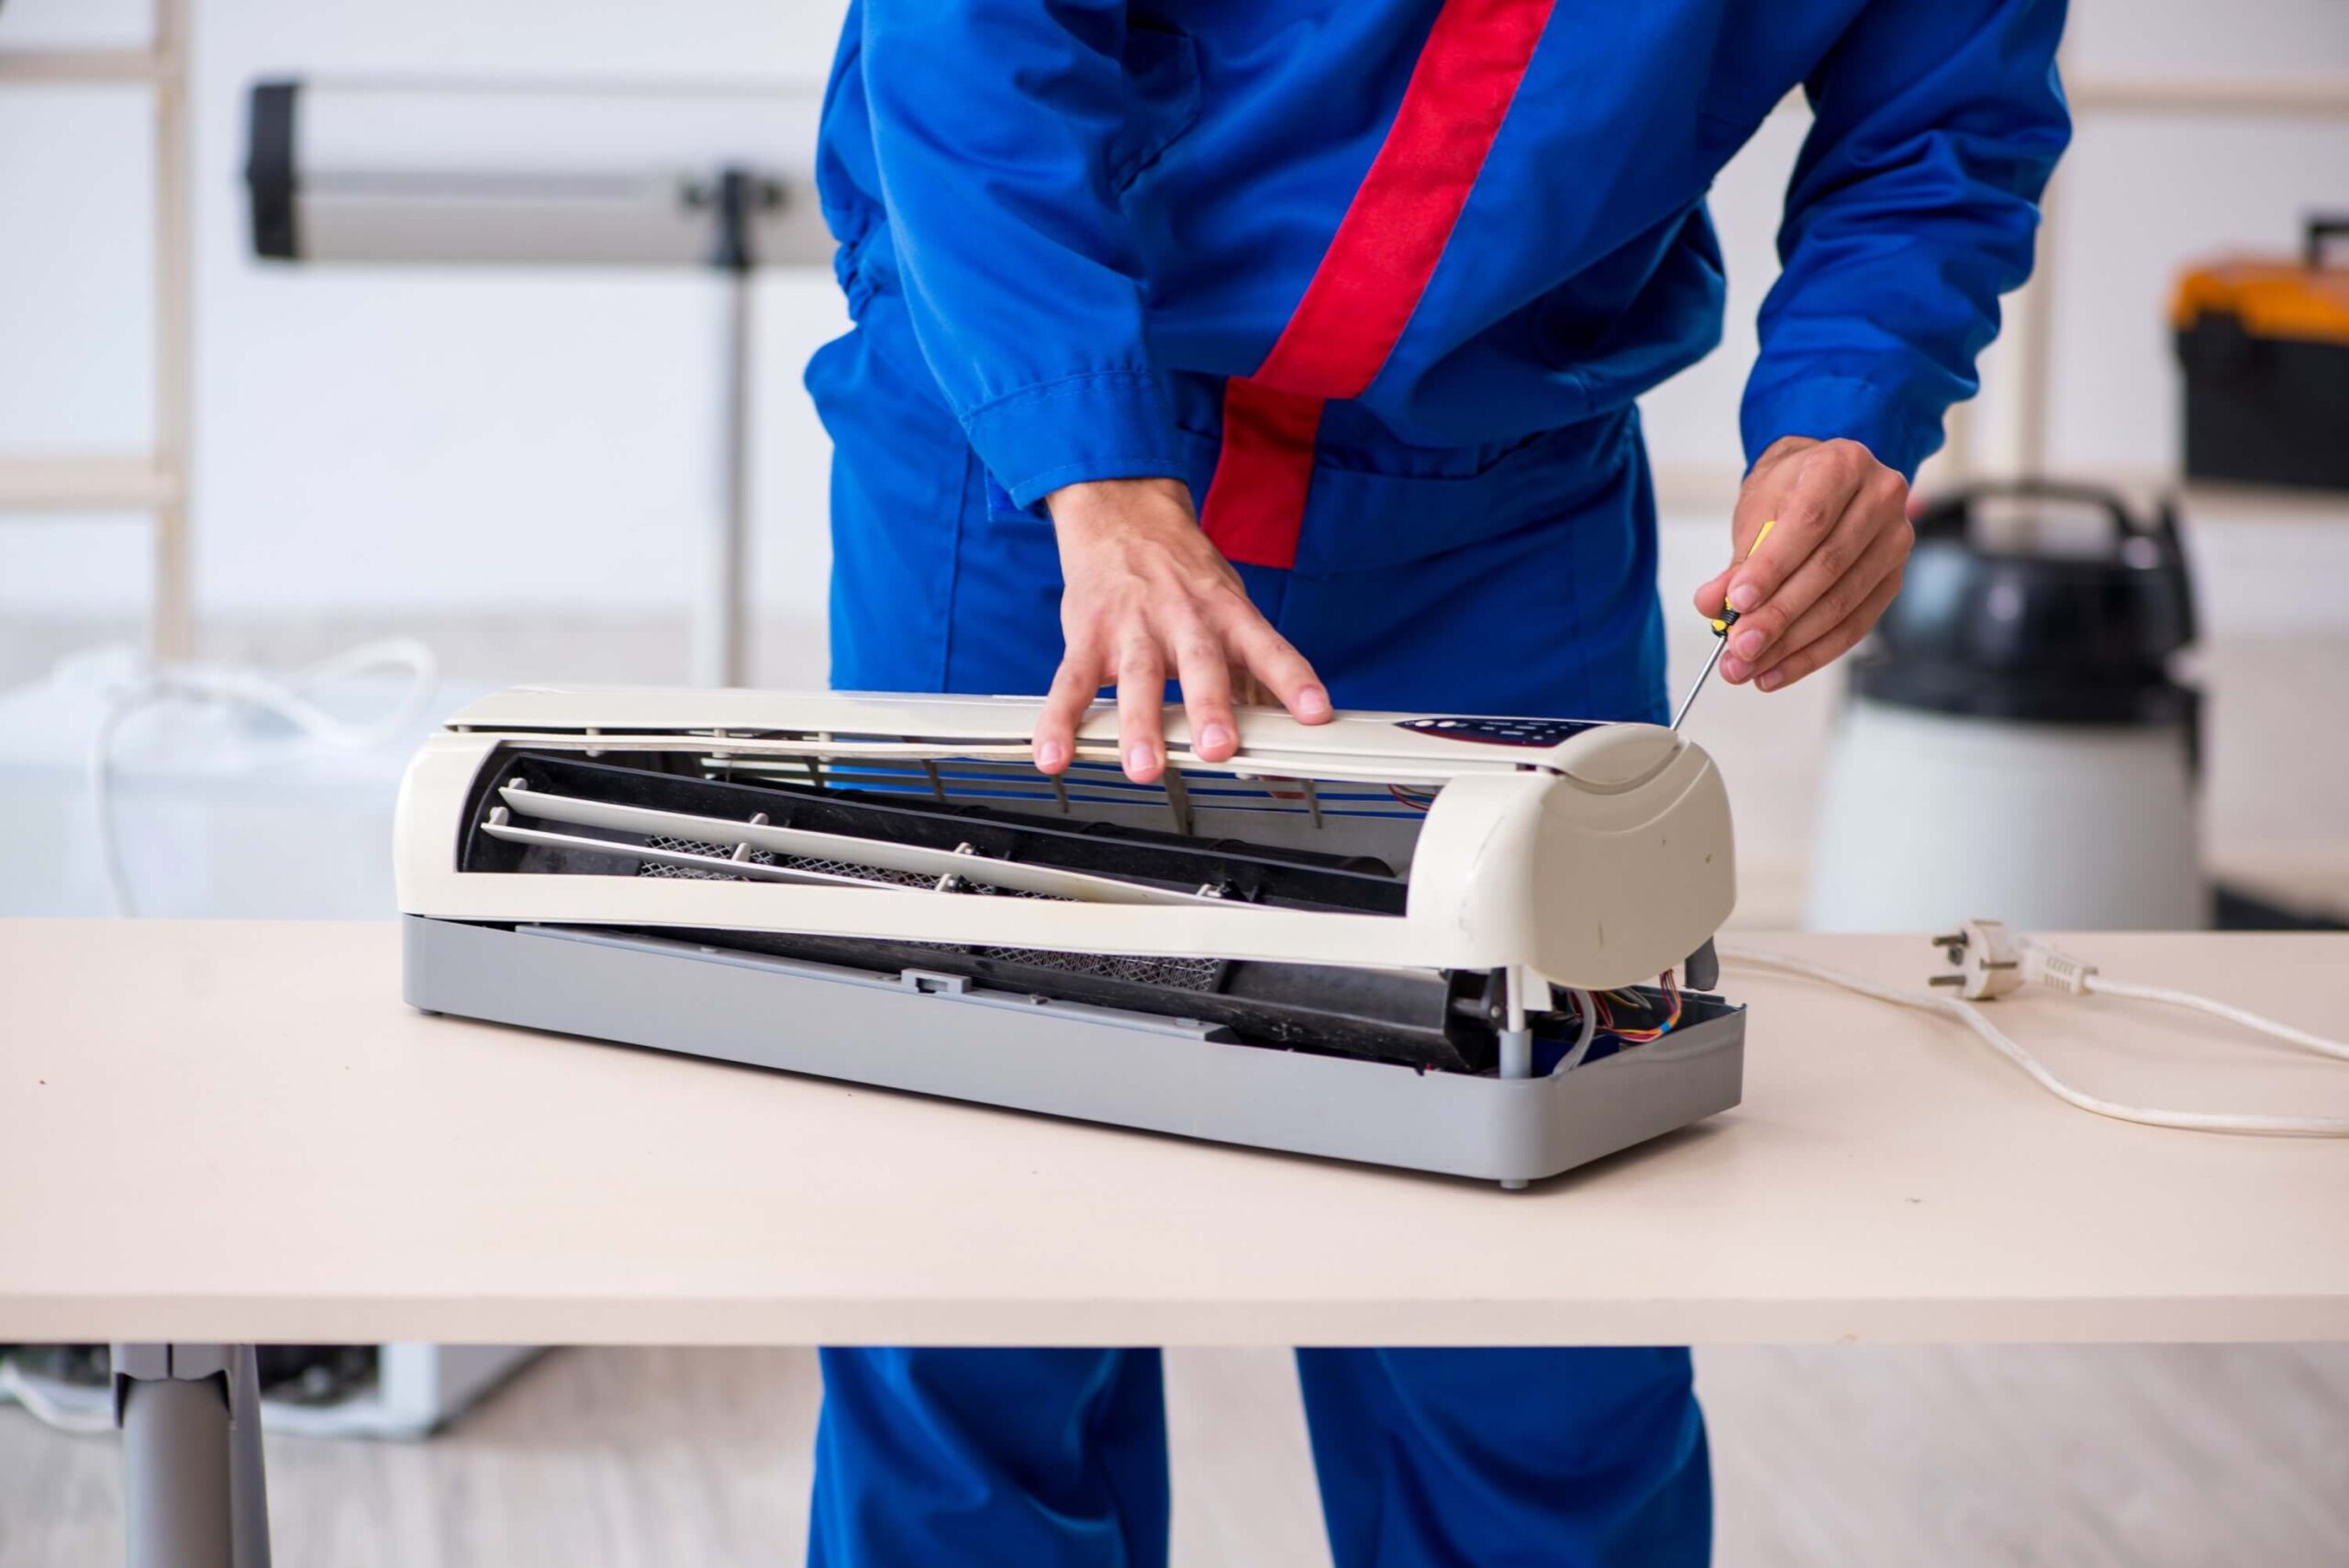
[[0, 49, 177, 84], [0, 457, 182, 512]]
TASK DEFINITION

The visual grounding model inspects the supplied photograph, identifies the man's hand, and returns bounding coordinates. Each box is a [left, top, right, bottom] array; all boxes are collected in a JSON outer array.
[[1039, 477, 1331, 783], [1694, 436, 1914, 692]]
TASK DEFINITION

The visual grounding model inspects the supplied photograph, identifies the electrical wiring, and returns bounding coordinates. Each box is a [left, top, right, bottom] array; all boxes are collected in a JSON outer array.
[[1605, 971, 1682, 1043], [1556, 986, 1600, 1072], [0, 1351, 403, 1439], [87, 639, 440, 917], [1716, 939, 2349, 1138], [1551, 973, 1678, 1074]]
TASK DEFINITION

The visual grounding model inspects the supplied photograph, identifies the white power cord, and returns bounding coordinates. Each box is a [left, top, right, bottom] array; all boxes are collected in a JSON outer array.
[[1557, 986, 1600, 1073], [1717, 926, 2349, 1137], [1, 1351, 405, 1439], [86, 639, 440, 917], [2079, 976, 2349, 1066], [0, 1357, 117, 1437]]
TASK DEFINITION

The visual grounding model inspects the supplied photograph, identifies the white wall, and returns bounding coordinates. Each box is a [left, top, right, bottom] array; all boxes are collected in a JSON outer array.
[[2, 0, 2346, 642], [0, 0, 852, 631]]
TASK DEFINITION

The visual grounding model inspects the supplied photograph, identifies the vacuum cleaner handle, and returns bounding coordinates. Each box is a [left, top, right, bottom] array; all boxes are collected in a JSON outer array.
[[1909, 477, 2198, 655], [1910, 478, 2144, 545], [2153, 493, 2199, 650]]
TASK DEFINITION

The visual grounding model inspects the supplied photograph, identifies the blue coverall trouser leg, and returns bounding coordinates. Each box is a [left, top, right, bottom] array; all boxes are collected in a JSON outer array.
[[808, 306, 1708, 1568], [812, 1347, 1708, 1568]]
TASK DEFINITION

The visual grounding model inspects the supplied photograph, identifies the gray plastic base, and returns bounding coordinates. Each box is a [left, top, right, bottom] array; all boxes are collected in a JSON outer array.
[[403, 917, 1744, 1186]]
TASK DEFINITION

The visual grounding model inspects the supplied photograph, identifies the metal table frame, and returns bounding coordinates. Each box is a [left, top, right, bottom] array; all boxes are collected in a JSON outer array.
[[111, 1343, 272, 1568]]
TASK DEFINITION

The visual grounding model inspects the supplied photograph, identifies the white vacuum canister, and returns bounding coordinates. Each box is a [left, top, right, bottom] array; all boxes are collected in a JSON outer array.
[[1803, 481, 2209, 933], [1806, 699, 2207, 931]]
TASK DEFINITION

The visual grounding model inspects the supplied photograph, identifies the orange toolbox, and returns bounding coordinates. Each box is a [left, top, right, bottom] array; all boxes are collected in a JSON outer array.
[[2172, 216, 2349, 493]]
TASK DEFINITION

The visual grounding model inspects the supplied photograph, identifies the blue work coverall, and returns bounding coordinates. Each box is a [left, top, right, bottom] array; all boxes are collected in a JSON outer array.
[[807, 2, 2067, 1562]]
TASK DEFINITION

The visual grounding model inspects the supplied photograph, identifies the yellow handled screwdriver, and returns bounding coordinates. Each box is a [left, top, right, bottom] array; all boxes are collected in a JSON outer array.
[[1669, 517, 1774, 732]]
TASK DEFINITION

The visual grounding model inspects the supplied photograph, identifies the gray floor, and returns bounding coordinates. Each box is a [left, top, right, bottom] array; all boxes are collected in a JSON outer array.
[[3, 1345, 2343, 1566]]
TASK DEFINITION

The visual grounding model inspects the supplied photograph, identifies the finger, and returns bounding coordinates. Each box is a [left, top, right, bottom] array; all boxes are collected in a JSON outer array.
[[1719, 484, 1886, 682], [1173, 628, 1239, 763], [1692, 563, 1734, 621], [1115, 639, 1168, 783], [1034, 650, 1101, 775], [1692, 535, 1771, 620], [1699, 462, 1788, 617], [1752, 570, 1905, 692], [1228, 615, 1331, 725], [1724, 517, 1909, 682], [1723, 440, 1870, 618]]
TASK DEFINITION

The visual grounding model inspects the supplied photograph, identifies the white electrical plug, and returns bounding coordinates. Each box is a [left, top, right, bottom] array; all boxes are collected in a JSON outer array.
[[1929, 919, 2099, 1000], [1928, 918, 2024, 999]]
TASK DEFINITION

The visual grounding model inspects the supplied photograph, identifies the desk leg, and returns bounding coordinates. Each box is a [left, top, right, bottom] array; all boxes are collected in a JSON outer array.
[[112, 1344, 273, 1568]]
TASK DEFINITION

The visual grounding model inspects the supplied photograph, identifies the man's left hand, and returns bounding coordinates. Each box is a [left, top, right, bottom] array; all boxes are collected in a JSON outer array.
[[1693, 436, 1914, 691]]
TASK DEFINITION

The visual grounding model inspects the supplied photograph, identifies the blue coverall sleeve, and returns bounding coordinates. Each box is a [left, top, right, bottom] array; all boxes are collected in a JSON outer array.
[[1740, 0, 2071, 479], [858, 0, 1186, 509]]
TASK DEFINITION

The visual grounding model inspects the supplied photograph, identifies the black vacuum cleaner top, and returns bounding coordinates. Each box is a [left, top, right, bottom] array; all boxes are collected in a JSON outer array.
[[1850, 480, 2198, 725]]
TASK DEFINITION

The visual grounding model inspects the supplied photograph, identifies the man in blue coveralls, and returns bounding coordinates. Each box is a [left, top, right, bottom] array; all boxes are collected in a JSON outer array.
[[805, 1, 2069, 1562]]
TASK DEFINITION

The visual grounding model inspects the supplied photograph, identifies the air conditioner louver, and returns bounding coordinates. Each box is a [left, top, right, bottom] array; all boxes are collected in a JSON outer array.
[[451, 747, 1503, 1070]]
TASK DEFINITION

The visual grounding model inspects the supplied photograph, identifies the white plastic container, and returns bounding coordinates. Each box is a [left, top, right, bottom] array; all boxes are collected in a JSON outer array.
[[0, 647, 470, 917], [1804, 699, 2208, 932]]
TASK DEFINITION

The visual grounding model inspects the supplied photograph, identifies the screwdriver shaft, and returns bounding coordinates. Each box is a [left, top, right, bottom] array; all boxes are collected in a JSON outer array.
[[1670, 628, 1731, 731]]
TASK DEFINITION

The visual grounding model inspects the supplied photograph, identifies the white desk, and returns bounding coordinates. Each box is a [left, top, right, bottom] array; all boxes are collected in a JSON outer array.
[[5, 920, 2346, 1348], [6, 920, 2347, 1566]]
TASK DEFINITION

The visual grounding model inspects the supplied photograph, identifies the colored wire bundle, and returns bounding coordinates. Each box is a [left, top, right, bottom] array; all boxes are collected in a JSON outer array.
[[1586, 972, 1683, 1043], [1553, 973, 1683, 1074]]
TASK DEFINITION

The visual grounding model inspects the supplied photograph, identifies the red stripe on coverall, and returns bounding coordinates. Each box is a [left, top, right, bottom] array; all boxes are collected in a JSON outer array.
[[1199, 0, 1555, 569]]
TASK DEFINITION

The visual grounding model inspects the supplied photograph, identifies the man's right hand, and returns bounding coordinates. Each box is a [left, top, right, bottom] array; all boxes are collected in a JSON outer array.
[[1038, 477, 1332, 784]]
